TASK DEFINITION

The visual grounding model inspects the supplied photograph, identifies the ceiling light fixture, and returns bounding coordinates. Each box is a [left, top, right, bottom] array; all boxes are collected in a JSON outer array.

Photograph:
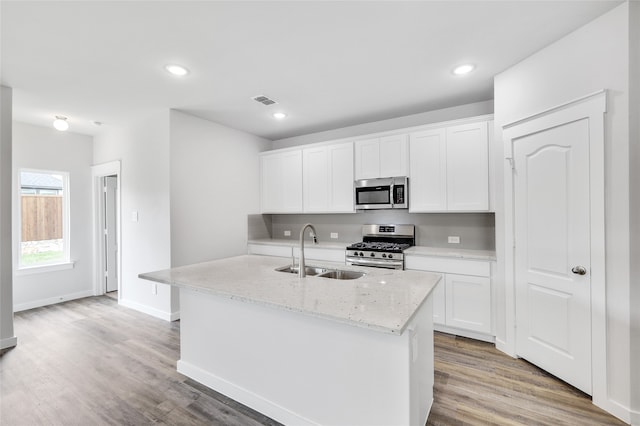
[[273, 112, 287, 120], [452, 64, 475, 76], [165, 64, 189, 76], [53, 116, 69, 131]]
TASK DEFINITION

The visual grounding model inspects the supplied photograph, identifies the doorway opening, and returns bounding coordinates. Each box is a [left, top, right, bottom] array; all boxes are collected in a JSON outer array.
[[92, 161, 121, 300]]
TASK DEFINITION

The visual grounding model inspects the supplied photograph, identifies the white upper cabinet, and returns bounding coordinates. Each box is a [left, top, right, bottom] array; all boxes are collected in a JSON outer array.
[[408, 128, 447, 211], [260, 149, 303, 213], [303, 142, 354, 213], [446, 122, 489, 211], [354, 134, 408, 179], [409, 120, 490, 212]]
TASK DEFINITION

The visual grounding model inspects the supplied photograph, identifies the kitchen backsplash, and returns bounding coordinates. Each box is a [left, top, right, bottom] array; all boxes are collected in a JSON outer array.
[[248, 212, 495, 251]]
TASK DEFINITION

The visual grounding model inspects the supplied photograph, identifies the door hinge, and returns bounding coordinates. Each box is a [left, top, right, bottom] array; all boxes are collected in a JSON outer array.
[[104, 271, 108, 278], [505, 157, 515, 170], [103, 186, 108, 193]]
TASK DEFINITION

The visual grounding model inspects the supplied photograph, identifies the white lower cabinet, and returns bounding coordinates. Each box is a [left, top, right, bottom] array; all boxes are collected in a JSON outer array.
[[405, 255, 493, 341]]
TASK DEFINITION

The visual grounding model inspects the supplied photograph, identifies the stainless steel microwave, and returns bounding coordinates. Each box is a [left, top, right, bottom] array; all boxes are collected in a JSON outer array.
[[354, 177, 408, 210]]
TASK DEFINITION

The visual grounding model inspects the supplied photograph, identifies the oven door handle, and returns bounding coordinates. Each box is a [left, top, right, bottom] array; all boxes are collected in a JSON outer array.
[[346, 257, 403, 269]]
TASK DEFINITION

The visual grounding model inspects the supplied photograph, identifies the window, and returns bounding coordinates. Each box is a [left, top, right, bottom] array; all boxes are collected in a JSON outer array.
[[18, 169, 70, 269]]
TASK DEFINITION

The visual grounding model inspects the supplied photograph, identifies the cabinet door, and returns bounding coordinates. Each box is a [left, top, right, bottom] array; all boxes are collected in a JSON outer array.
[[261, 153, 282, 213], [445, 273, 491, 334], [328, 142, 354, 212], [379, 134, 408, 177], [446, 122, 489, 211], [432, 278, 446, 325], [354, 138, 380, 179], [261, 150, 302, 213], [303, 146, 329, 212], [280, 150, 303, 212], [409, 129, 447, 212]]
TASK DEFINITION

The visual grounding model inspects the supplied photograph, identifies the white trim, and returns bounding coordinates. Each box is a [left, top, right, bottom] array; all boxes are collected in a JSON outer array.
[[118, 298, 179, 322], [502, 91, 609, 412], [91, 161, 121, 301], [433, 324, 495, 343], [262, 114, 495, 154], [13, 289, 94, 312], [15, 261, 75, 276], [0, 336, 17, 350], [177, 360, 319, 426]]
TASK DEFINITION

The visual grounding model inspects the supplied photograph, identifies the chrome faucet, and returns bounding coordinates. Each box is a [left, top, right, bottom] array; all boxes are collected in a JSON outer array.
[[299, 223, 318, 277]]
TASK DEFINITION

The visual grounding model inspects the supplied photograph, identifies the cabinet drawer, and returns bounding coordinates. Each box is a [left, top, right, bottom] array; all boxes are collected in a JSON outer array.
[[248, 244, 292, 258], [405, 256, 490, 277]]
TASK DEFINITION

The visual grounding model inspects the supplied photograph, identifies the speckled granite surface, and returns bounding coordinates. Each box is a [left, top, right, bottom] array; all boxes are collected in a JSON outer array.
[[139, 254, 440, 335]]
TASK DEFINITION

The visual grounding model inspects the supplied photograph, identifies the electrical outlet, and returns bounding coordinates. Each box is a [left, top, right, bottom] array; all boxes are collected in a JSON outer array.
[[330, 232, 339, 239], [284, 230, 291, 237], [448, 236, 461, 244], [131, 211, 138, 222]]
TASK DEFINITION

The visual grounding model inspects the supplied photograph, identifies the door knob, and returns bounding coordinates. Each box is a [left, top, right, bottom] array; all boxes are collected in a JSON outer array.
[[571, 266, 587, 275]]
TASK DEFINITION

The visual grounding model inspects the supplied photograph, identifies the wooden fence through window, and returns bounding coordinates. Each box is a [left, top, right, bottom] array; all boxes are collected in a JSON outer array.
[[21, 194, 63, 242]]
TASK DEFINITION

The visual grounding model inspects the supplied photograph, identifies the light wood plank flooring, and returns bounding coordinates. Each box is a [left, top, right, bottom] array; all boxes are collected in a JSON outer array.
[[0, 296, 626, 425]]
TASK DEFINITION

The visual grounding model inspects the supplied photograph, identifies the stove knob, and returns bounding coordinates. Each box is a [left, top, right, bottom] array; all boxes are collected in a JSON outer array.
[[359, 252, 364, 257], [370, 252, 375, 257], [382, 253, 387, 258], [388, 254, 393, 259]]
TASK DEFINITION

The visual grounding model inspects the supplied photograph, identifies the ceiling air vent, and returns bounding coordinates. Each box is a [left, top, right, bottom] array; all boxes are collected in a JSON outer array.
[[252, 95, 277, 106]]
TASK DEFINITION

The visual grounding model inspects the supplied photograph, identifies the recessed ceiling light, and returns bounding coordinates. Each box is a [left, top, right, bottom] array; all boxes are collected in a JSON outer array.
[[53, 116, 69, 131], [273, 112, 287, 120], [452, 64, 475, 75], [165, 64, 189, 76]]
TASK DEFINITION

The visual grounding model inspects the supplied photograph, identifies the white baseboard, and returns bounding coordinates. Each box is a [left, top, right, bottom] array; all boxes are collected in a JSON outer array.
[[13, 290, 94, 312], [119, 298, 179, 322], [593, 395, 634, 425], [434, 324, 495, 343], [0, 336, 17, 350], [631, 408, 639, 426], [177, 360, 317, 426]]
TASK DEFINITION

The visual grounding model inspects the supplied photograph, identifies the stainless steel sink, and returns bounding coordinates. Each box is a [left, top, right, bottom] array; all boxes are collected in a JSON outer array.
[[317, 270, 366, 280], [275, 265, 328, 276], [275, 265, 365, 280]]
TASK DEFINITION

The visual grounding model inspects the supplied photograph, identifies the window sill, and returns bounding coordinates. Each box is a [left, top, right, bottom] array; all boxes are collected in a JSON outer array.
[[16, 261, 75, 276]]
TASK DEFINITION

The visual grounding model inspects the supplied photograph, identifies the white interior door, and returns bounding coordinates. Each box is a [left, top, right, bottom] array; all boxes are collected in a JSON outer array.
[[513, 118, 592, 395], [104, 176, 118, 293]]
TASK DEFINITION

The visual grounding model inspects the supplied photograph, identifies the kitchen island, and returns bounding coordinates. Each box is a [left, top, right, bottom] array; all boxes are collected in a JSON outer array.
[[140, 254, 440, 426]]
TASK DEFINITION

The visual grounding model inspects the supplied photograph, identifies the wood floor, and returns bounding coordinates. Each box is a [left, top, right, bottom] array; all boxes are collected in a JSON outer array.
[[0, 296, 626, 426]]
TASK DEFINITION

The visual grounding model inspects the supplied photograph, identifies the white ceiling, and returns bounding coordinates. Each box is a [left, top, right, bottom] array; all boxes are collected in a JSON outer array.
[[1, 1, 622, 140]]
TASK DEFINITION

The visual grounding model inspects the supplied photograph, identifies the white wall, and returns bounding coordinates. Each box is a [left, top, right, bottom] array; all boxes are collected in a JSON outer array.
[[271, 100, 493, 149], [494, 2, 636, 422], [93, 112, 176, 320], [12, 122, 94, 311], [0, 86, 16, 349], [169, 110, 270, 267], [629, 2, 640, 422]]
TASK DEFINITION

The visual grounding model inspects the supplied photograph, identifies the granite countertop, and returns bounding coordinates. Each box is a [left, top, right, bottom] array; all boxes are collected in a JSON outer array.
[[139, 254, 440, 335], [248, 238, 497, 261]]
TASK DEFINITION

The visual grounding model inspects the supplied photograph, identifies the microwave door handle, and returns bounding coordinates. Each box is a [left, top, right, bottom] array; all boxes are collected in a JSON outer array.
[[390, 181, 395, 207]]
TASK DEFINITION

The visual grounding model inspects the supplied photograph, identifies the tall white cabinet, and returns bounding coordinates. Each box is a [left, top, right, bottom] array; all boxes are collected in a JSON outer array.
[[303, 142, 354, 213], [409, 120, 491, 212], [260, 149, 303, 213]]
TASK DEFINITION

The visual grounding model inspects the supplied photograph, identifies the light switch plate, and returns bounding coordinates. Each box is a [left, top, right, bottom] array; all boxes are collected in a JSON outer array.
[[330, 232, 338, 239], [131, 211, 139, 222], [284, 230, 291, 237], [448, 236, 460, 244]]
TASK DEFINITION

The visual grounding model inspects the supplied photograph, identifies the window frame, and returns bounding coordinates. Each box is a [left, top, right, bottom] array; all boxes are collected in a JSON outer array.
[[16, 168, 73, 274]]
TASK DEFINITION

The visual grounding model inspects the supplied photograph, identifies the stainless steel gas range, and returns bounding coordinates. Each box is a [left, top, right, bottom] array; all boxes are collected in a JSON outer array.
[[345, 224, 415, 270]]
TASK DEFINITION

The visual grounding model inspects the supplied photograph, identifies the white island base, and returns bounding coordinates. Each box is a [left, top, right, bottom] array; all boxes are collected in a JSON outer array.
[[177, 287, 434, 426]]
